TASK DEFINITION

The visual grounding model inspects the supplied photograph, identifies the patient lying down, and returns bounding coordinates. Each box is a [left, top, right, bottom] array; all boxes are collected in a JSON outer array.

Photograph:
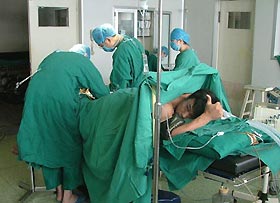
[[160, 89, 223, 139], [160, 89, 259, 145]]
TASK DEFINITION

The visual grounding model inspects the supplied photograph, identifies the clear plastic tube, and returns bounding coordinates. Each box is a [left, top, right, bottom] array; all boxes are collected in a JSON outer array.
[[143, 53, 149, 73], [247, 120, 280, 146]]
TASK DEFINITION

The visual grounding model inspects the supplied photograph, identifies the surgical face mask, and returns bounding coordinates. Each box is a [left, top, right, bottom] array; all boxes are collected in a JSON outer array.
[[102, 46, 115, 52], [171, 41, 181, 51]]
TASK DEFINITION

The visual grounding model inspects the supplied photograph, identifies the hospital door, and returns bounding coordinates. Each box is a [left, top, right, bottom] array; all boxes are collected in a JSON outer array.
[[28, 0, 80, 74], [217, 0, 255, 115]]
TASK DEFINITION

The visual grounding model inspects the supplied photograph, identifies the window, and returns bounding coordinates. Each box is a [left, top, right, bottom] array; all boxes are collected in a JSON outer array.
[[38, 7, 69, 27], [228, 12, 251, 29]]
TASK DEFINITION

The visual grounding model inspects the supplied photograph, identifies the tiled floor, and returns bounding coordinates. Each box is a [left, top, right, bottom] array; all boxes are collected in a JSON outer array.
[[0, 134, 220, 203], [0, 98, 279, 203]]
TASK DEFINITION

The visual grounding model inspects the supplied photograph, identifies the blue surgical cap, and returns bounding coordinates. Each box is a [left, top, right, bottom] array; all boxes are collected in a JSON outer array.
[[170, 28, 190, 44], [69, 44, 91, 59], [91, 24, 117, 45], [161, 46, 169, 56]]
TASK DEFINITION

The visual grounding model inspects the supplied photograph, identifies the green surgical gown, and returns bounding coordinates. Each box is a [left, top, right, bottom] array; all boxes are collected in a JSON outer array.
[[173, 48, 200, 71], [110, 36, 144, 91], [17, 51, 109, 189], [145, 50, 157, 72], [145, 50, 164, 72]]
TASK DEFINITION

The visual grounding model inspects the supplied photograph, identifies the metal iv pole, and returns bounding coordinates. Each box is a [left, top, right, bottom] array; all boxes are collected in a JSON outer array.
[[152, 0, 163, 202]]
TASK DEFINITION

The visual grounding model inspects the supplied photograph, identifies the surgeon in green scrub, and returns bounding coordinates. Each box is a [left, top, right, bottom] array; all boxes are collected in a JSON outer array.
[[170, 28, 200, 71], [145, 46, 169, 72], [91, 23, 145, 91], [17, 45, 109, 203]]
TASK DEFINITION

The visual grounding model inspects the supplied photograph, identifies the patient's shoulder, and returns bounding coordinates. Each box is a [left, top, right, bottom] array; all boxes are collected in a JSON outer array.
[[161, 103, 174, 121]]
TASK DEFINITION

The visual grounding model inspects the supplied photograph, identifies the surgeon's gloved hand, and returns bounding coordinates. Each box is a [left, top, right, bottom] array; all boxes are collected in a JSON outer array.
[[160, 113, 185, 140], [79, 88, 95, 100]]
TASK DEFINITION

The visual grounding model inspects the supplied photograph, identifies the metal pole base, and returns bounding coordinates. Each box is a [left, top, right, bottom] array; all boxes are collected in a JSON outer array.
[[18, 166, 49, 202]]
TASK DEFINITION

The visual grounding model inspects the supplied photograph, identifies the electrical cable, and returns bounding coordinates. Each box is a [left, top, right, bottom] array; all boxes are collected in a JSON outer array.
[[232, 145, 271, 203], [252, 130, 264, 143], [15, 69, 40, 89], [161, 101, 280, 200], [234, 177, 256, 199], [165, 114, 279, 199], [165, 113, 224, 150]]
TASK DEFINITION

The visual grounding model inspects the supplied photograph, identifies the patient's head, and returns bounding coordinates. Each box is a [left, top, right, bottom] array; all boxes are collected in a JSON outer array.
[[176, 89, 220, 119]]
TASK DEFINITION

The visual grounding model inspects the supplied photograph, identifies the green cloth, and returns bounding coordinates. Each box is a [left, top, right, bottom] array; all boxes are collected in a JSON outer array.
[[160, 149, 213, 190], [145, 50, 164, 72], [77, 62, 280, 201], [162, 115, 280, 160], [79, 89, 152, 203], [42, 166, 82, 190], [146, 50, 157, 72], [162, 117, 253, 160], [17, 51, 109, 189], [161, 115, 280, 190], [173, 49, 200, 71], [110, 36, 145, 91], [148, 63, 231, 112], [78, 63, 231, 202]]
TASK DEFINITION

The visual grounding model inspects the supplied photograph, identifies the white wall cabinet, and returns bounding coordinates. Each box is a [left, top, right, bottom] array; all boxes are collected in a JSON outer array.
[[114, 8, 171, 66], [114, 8, 138, 38]]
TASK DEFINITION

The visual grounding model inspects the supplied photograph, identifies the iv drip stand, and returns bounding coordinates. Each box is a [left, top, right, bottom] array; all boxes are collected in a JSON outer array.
[[152, 0, 163, 202]]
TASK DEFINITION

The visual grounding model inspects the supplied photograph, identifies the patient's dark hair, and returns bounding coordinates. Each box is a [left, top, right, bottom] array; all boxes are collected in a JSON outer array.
[[186, 89, 220, 119]]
